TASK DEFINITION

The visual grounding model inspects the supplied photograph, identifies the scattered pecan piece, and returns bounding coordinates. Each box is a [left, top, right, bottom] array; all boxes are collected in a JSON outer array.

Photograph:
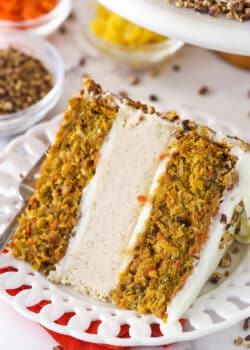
[[173, 64, 181, 72], [119, 90, 128, 98], [198, 86, 210, 96], [128, 75, 140, 85], [79, 57, 86, 66], [148, 68, 159, 77], [244, 317, 250, 330], [68, 11, 75, 21], [234, 336, 243, 346], [231, 245, 239, 254], [149, 94, 159, 102], [220, 214, 227, 224], [220, 252, 232, 268], [210, 272, 222, 284], [59, 25, 67, 34]]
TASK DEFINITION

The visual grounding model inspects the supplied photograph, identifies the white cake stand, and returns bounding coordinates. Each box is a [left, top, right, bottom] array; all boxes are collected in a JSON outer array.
[[98, 0, 250, 55]]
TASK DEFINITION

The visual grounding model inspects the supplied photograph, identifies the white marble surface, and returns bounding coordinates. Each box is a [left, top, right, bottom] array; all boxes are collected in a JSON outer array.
[[0, 1, 250, 349]]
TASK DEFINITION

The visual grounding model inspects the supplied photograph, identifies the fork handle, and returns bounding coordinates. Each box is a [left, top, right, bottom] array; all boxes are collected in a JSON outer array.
[[0, 203, 24, 252]]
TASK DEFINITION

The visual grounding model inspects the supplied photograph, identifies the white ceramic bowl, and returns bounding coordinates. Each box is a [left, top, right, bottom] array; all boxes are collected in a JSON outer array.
[[0, 0, 72, 36], [0, 30, 64, 136]]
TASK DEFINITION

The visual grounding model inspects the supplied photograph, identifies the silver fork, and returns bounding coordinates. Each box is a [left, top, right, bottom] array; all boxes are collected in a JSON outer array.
[[0, 152, 46, 251]]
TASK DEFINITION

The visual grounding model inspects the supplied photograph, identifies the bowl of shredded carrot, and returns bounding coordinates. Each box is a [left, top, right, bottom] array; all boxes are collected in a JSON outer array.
[[0, 0, 72, 36]]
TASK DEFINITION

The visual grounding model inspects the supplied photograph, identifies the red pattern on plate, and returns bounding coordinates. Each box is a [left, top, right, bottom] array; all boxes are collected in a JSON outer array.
[[0, 251, 185, 349]]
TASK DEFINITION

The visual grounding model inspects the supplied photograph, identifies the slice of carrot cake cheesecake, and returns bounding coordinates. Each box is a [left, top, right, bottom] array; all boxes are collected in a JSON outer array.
[[9, 78, 250, 323]]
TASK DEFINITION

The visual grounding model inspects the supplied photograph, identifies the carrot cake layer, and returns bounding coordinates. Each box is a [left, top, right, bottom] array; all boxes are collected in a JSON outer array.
[[112, 130, 237, 319], [9, 79, 250, 323], [9, 80, 118, 274]]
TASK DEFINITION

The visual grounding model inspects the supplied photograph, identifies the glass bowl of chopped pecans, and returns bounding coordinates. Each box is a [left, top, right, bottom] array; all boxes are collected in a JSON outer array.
[[0, 0, 72, 36], [0, 29, 64, 136]]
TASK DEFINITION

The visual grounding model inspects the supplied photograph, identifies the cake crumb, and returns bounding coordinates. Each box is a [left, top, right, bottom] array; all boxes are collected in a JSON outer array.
[[235, 203, 244, 213], [59, 25, 67, 34], [198, 86, 210, 96], [128, 75, 140, 85], [248, 90, 250, 98], [245, 335, 250, 341], [137, 195, 147, 202], [119, 90, 129, 98], [210, 272, 222, 284], [149, 94, 159, 102], [244, 343, 250, 348], [68, 11, 75, 21], [220, 213, 227, 224], [231, 245, 239, 254], [53, 346, 64, 350], [220, 252, 232, 268], [148, 68, 159, 77], [244, 317, 250, 330], [79, 57, 86, 66], [234, 337, 243, 346], [148, 106, 156, 114], [173, 64, 181, 72]]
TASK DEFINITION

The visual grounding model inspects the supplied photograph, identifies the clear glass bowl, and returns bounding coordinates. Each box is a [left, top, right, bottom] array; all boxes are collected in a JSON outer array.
[[77, 0, 184, 68], [0, 30, 64, 137], [0, 0, 72, 36]]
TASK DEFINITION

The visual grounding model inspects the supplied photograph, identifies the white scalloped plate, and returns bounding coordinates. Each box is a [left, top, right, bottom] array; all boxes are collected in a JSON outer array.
[[0, 113, 250, 347], [98, 0, 250, 56]]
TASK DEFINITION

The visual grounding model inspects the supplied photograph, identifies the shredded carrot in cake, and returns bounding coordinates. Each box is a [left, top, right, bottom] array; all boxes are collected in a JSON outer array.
[[112, 130, 237, 320], [137, 195, 147, 202], [159, 153, 168, 161], [9, 92, 118, 274]]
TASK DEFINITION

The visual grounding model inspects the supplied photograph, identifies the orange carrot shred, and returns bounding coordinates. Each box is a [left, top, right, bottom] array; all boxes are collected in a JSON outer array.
[[28, 195, 36, 205], [189, 247, 197, 256], [49, 220, 58, 231], [26, 224, 31, 235], [137, 195, 147, 202], [174, 260, 182, 267], [95, 151, 101, 165], [156, 232, 163, 240], [159, 153, 167, 161]]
